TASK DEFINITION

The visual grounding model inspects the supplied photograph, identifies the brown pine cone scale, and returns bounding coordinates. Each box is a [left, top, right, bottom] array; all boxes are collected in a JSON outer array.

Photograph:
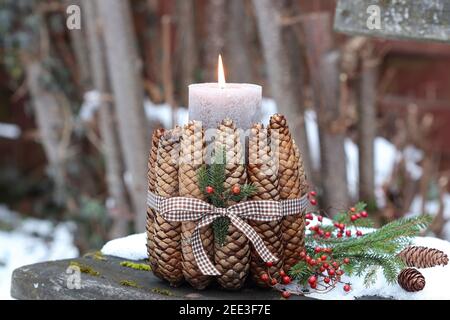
[[153, 128, 184, 286], [398, 268, 426, 292], [179, 121, 214, 289], [214, 119, 250, 290], [147, 129, 164, 274], [398, 246, 449, 268], [269, 114, 308, 272], [247, 123, 284, 287]]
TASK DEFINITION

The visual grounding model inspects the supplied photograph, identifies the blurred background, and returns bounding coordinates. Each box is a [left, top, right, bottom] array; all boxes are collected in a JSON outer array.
[[1, 0, 450, 299]]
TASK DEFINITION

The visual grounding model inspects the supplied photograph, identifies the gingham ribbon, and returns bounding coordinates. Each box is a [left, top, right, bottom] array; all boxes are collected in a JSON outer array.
[[147, 191, 310, 276]]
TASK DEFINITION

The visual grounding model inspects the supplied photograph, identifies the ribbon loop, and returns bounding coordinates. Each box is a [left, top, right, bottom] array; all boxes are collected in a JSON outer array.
[[147, 191, 310, 276]]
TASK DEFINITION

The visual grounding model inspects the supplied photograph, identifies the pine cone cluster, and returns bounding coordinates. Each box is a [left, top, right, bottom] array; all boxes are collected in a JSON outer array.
[[146, 114, 308, 290], [398, 268, 426, 292], [398, 246, 449, 268]]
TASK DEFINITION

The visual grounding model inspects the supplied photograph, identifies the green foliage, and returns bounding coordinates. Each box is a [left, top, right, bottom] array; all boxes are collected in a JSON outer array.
[[197, 147, 256, 246], [333, 202, 374, 228], [291, 208, 432, 288], [69, 261, 100, 276], [120, 261, 152, 272]]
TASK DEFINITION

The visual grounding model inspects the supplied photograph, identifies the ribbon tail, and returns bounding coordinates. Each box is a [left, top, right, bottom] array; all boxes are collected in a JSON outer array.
[[228, 213, 279, 263], [191, 215, 221, 276]]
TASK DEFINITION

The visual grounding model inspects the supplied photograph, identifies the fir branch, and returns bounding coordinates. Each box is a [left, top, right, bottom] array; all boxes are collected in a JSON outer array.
[[307, 215, 431, 253]]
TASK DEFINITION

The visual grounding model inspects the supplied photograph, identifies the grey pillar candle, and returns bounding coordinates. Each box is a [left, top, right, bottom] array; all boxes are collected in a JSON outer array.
[[188, 55, 261, 130]]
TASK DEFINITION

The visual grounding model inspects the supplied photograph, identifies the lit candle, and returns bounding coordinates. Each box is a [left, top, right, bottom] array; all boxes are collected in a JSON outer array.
[[188, 55, 262, 130]]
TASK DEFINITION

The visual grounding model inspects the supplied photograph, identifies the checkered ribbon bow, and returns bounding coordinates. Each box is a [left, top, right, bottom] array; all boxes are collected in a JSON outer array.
[[147, 191, 310, 276]]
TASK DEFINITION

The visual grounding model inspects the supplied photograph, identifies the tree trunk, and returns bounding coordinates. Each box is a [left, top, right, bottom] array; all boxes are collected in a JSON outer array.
[[205, 0, 226, 81], [226, 0, 254, 83], [97, 0, 148, 232], [83, 0, 131, 238], [65, 0, 90, 91], [302, 13, 349, 213], [319, 52, 350, 212], [25, 60, 66, 206], [175, 0, 198, 105], [358, 47, 379, 205], [252, 0, 312, 182]]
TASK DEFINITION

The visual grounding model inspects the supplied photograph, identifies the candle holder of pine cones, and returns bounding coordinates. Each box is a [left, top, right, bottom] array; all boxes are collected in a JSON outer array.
[[146, 114, 309, 290]]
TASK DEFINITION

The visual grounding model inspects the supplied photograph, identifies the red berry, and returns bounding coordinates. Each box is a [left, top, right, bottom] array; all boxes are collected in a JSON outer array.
[[339, 223, 345, 230], [309, 259, 317, 266], [356, 230, 363, 237], [266, 261, 273, 268], [321, 255, 328, 261], [310, 191, 317, 197], [356, 213, 361, 219], [299, 251, 306, 259], [323, 262, 329, 269], [317, 229, 324, 237], [337, 232, 343, 238], [344, 284, 351, 292], [350, 207, 356, 212], [282, 276, 291, 284], [319, 266, 326, 272], [205, 186, 214, 194], [334, 222, 340, 228], [332, 261, 339, 269], [315, 247, 322, 253], [271, 278, 278, 286], [336, 270, 344, 276], [325, 248, 333, 253], [305, 213, 313, 220], [281, 291, 291, 299], [346, 230, 352, 237], [343, 257, 350, 264], [310, 199, 317, 206], [318, 216, 323, 222], [279, 270, 286, 277], [260, 273, 269, 282], [310, 282, 317, 289], [308, 275, 317, 285], [325, 232, 331, 238], [231, 185, 241, 195], [324, 277, 331, 284], [361, 211, 368, 218], [328, 268, 335, 276], [351, 215, 358, 222]]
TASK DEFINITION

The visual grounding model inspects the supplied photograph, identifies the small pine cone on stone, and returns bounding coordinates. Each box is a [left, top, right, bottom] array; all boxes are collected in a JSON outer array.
[[153, 128, 184, 286], [269, 114, 308, 272], [147, 129, 164, 274], [214, 119, 250, 290], [398, 246, 449, 269], [179, 121, 214, 290], [247, 123, 284, 287], [398, 268, 426, 292]]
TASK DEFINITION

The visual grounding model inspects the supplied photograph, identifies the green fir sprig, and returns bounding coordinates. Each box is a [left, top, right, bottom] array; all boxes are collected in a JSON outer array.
[[197, 147, 256, 246], [290, 204, 432, 288]]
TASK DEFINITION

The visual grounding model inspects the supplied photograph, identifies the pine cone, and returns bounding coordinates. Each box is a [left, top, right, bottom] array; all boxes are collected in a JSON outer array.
[[247, 123, 284, 287], [269, 114, 308, 272], [398, 246, 449, 268], [153, 128, 184, 286], [179, 121, 214, 290], [398, 268, 426, 292], [147, 129, 164, 274], [214, 119, 250, 290]]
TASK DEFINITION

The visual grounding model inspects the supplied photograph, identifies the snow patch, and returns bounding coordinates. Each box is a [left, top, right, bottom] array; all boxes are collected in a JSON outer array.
[[0, 206, 78, 300], [0, 123, 21, 139], [101, 233, 147, 261], [101, 231, 450, 300]]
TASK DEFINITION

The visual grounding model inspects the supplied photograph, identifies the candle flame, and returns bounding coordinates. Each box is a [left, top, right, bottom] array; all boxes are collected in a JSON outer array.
[[218, 54, 226, 89]]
